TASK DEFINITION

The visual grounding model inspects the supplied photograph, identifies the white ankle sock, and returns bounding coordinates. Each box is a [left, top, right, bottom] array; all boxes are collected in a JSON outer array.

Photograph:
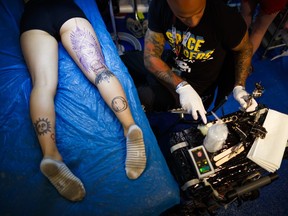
[[40, 158, 85, 201], [125, 125, 147, 179]]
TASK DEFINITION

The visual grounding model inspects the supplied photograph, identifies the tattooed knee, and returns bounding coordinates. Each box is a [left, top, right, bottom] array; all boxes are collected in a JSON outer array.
[[94, 69, 115, 85]]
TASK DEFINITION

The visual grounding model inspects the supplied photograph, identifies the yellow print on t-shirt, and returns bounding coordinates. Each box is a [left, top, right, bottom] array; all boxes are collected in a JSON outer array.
[[166, 30, 214, 61]]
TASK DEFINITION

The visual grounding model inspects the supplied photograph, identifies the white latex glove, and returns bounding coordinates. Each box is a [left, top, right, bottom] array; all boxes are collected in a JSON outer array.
[[176, 84, 207, 124], [233, 85, 258, 112]]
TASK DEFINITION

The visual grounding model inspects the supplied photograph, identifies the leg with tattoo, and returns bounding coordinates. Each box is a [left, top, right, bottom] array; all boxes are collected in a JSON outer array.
[[60, 18, 147, 178], [20, 30, 86, 201], [33, 116, 85, 201]]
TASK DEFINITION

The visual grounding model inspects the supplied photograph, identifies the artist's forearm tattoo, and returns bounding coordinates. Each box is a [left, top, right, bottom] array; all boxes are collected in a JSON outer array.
[[34, 118, 52, 136], [144, 30, 175, 85], [155, 68, 175, 85], [95, 69, 114, 85], [234, 33, 253, 86], [111, 96, 128, 113], [144, 29, 165, 60], [70, 27, 106, 74]]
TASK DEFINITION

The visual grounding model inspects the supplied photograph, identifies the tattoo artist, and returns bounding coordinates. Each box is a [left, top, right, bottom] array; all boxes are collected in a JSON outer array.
[[124, 0, 258, 124]]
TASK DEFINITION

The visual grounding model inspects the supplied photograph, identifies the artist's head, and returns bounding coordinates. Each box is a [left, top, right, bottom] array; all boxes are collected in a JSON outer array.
[[167, 0, 206, 27]]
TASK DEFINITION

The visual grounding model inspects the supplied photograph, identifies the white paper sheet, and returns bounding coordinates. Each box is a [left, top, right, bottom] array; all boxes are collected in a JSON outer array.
[[247, 109, 288, 172]]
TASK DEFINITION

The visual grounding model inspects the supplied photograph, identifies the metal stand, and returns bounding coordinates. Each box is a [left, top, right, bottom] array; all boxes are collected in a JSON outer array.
[[108, 0, 142, 55]]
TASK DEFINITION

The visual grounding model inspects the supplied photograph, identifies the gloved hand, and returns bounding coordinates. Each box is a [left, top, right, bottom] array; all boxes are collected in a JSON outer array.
[[176, 84, 207, 124], [233, 85, 258, 112]]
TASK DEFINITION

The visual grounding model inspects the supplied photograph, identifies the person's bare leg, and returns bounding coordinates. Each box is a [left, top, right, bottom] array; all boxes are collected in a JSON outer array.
[[21, 30, 60, 160], [20, 30, 85, 201], [60, 18, 146, 179], [249, 10, 279, 54], [240, 0, 258, 29]]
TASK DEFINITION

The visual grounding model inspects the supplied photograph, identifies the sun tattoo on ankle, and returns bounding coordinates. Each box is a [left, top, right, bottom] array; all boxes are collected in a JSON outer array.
[[34, 118, 52, 136]]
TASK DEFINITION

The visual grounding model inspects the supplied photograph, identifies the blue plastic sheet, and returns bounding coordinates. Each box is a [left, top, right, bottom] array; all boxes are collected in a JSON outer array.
[[0, 0, 179, 215]]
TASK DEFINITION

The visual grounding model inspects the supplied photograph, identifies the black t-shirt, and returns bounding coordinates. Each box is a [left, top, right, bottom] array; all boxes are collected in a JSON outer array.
[[148, 0, 246, 95]]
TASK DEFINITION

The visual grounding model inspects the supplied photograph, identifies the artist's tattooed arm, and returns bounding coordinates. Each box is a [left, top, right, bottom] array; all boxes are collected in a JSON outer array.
[[232, 31, 253, 87], [144, 29, 183, 89], [144, 29, 165, 61]]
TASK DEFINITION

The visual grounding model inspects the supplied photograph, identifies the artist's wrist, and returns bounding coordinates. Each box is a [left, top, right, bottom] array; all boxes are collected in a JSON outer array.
[[233, 85, 245, 90], [175, 81, 189, 91]]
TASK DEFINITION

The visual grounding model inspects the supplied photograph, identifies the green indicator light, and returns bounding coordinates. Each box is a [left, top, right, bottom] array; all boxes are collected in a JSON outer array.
[[200, 166, 211, 173]]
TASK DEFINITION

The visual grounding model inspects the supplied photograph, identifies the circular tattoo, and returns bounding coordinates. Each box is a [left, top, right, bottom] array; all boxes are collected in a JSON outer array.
[[111, 96, 128, 112], [34, 118, 52, 136]]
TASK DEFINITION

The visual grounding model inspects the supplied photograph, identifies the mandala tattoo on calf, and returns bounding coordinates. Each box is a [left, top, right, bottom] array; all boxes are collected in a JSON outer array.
[[70, 26, 106, 74], [111, 96, 128, 112], [34, 118, 52, 136]]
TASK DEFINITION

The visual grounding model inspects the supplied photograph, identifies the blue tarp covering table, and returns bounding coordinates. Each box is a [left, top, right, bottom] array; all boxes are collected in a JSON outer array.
[[0, 0, 179, 215]]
